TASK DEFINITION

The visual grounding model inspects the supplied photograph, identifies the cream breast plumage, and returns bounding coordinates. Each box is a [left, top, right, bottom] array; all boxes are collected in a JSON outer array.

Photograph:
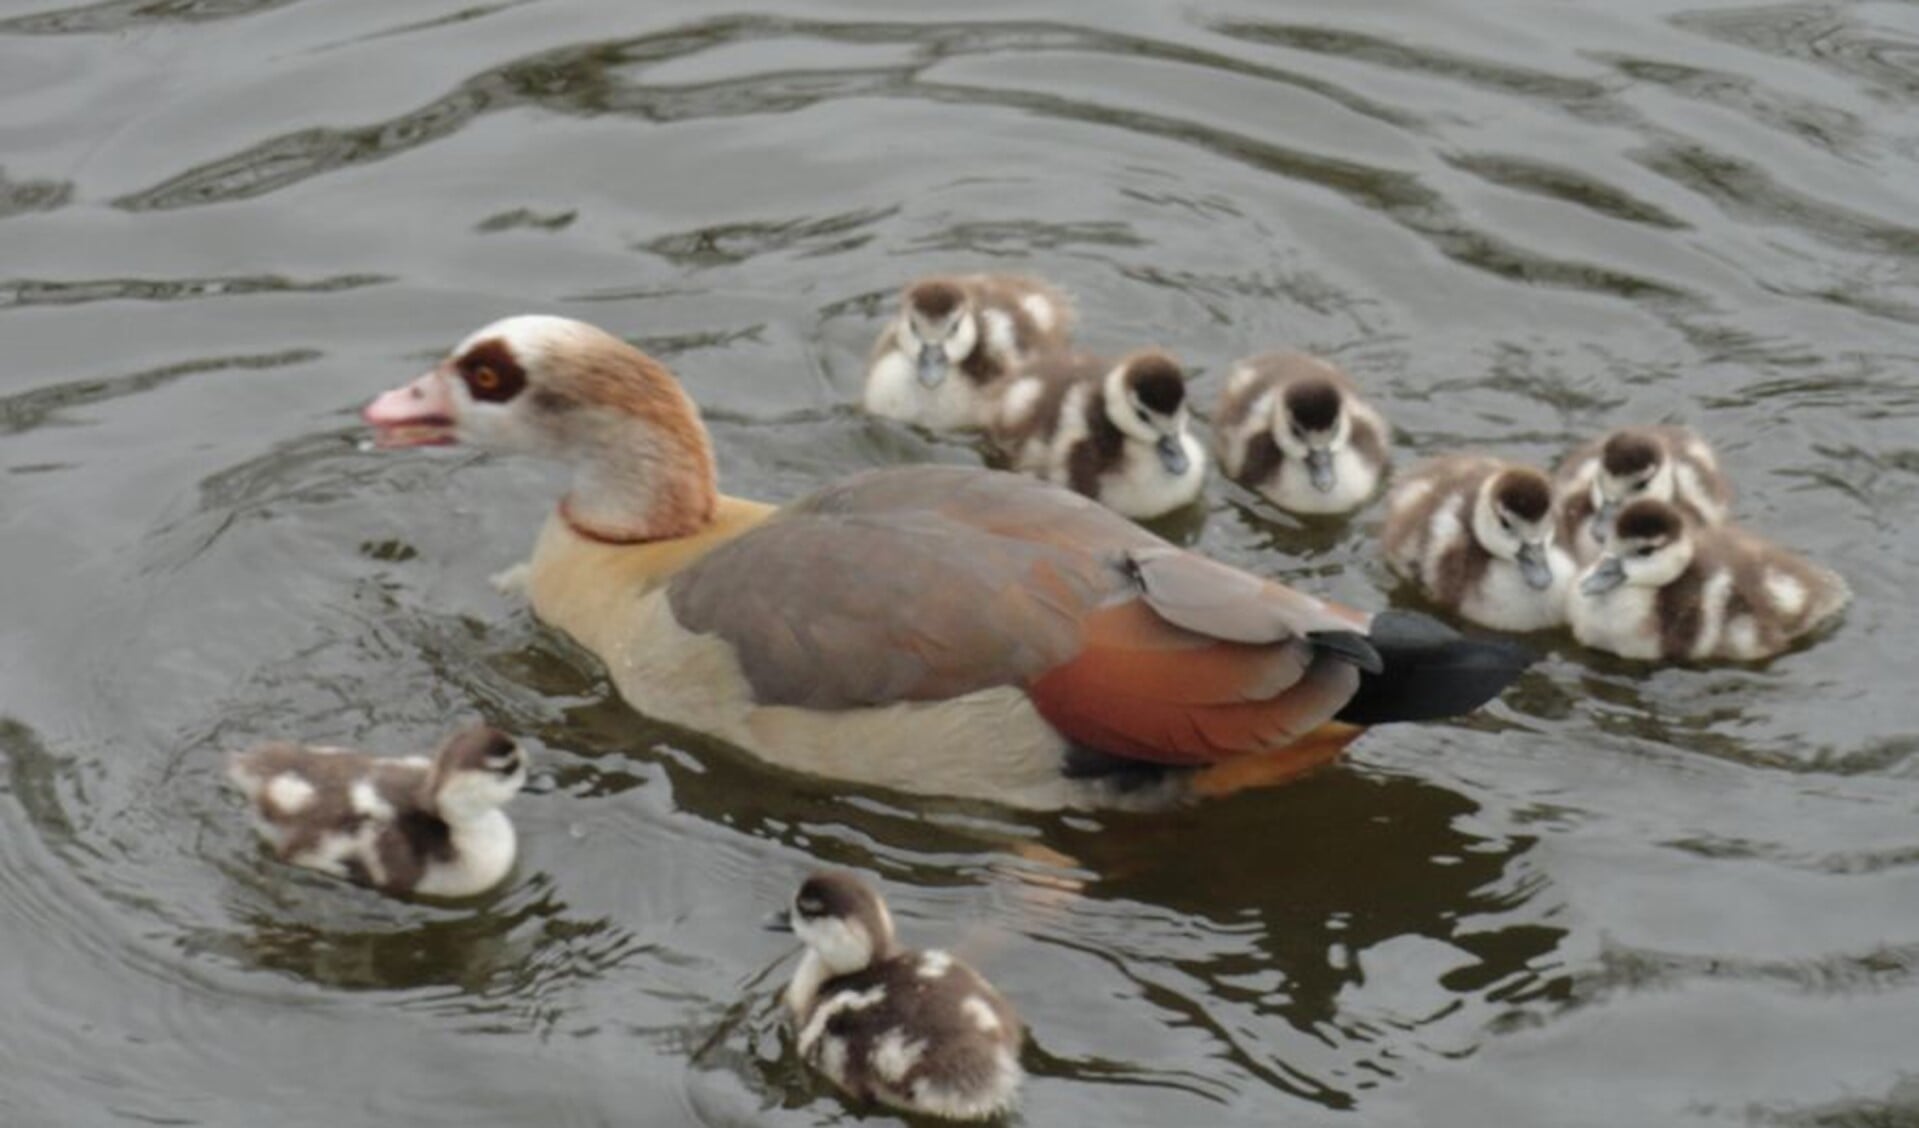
[[226, 724, 527, 897], [864, 274, 1075, 431], [1554, 425, 1732, 563], [987, 348, 1208, 520], [1380, 455, 1574, 631], [1568, 498, 1849, 661], [1214, 351, 1390, 516], [770, 870, 1022, 1122], [363, 315, 1531, 811]]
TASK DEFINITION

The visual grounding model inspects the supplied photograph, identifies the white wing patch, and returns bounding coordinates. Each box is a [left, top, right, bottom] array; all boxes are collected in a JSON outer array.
[[981, 309, 1018, 360], [962, 995, 1003, 1033], [871, 1028, 927, 1082], [1019, 293, 1056, 333], [1765, 570, 1807, 617], [350, 779, 394, 821], [798, 985, 887, 1055], [918, 949, 954, 980], [264, 772, 316, 814], [996, 377, 1044, 431]]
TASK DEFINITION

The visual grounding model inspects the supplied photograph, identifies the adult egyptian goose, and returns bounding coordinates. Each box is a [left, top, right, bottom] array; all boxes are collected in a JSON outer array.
[[1569, 499, 1849, 661], [1381, 455, 1574, 631], [1214, 351, 1390, 516], [226, 724, 526, 897], [864, 274, 1074, 431], [364, 316, 1531, 809], [769, 869, 1022, 1121], [1553, 425, 1732, 564], [987, 349, 1208, 519]]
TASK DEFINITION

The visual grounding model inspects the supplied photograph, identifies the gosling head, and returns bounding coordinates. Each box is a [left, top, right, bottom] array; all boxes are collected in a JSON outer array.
[[1473, 468, 1559, 591], [766, 869, 899, 976], [1579, 497, 1696, 596], [429, 725, 528, 826], [1589, 430, 1674, 532], [1273, 377, 1349, 493], [895, 280, 980, 390], [1102, 350, 1193, 476]]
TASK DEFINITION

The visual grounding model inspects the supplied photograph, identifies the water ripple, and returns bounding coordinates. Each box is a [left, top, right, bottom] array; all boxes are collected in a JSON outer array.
[[0, 348, 321, 437], [0, 273, 389, 311]]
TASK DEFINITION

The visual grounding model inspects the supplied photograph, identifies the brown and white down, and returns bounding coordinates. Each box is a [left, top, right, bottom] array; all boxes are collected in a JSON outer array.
[[226, 724, 526, 897], [364, 315, 1531, 811], [1381, 455, 1575, 632], [987, 349, 1208, 520], [771, 870, 1022, 1122], [1553, 424, 1732, 564], [863, 274, 1074, 431], [1569, 498, 1849, 661], [1215, 351, 1390, 516]]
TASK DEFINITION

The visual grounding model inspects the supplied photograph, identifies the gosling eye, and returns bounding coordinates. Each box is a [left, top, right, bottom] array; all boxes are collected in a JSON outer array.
[[1635, 544, 1657, 558], [1498, 515, 1515, 534], [1290, 423, 1307, 441], [1135, 406, 1152, 425]]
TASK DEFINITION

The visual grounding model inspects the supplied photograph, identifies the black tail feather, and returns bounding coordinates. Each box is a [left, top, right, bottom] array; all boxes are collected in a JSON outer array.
[[1334, 611, 1534, 725]]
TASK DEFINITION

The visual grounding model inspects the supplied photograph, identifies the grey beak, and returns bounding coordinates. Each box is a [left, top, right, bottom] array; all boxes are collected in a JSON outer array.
[[1593, 499, 1617, 536], [1306, 448, 1336, 493], [916, 344, 946, 389], [1517, 542, 1555, 591], [1580, 555, 1627, 596], [764, 909, 794, 934], [1156, 434, 1190, 476]]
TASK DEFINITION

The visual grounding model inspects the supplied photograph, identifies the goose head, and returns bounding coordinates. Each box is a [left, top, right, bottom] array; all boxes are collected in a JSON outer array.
[[1273, 377, 1350, 493], [1580, 497, 1695, 596], [1589, 429, 1675, 533], [894, 280, 980, 389], [1102, 350, 1193, 476], [1472, 467, 1558, 591], [767, 869, 898, 976], [364, 315, 717, 542]]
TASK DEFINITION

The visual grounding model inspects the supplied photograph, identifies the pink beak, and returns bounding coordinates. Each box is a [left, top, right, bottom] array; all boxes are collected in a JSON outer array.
[[364, 369, 458, 448]]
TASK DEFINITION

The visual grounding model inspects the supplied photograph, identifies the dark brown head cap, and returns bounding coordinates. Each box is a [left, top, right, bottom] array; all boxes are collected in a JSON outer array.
[[1491, 468, 1552, 524], [905, 279, 965, 322], [437, 724, 522, 773], [795, 869, 896, 949], [1614, 497, 1684, 543], [1601, 430, 1662, 478], [1122, 351, 1186, 416], [1282, 378, 1344, 433]]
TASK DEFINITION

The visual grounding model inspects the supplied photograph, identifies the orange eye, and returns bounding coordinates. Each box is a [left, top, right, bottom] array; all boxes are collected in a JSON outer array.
[[472, 365, 500, 391]]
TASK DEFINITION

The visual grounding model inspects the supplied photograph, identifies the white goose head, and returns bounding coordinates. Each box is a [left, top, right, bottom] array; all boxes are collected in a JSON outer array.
[[363, 315, 717, 543]]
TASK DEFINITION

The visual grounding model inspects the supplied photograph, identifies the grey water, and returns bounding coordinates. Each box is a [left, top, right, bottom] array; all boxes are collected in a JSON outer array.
[[2, 1, 1916, 1125]]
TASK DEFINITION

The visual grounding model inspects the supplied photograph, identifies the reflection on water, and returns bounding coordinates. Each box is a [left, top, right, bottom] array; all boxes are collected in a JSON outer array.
[[1, 0, 1917, 1123]]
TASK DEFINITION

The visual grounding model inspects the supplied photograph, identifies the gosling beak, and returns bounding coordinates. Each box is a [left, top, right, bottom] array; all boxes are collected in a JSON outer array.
[[1517, 542, 1555, 591], [1593, 499, 1617, 535], [763, 909, 794, 934], [1306, 448, 1336, 493], [916, 344, 947, 389], [364, 368, 458, 449], [1580, 555, 1627, 596], [1155, 434, 1190, 476]]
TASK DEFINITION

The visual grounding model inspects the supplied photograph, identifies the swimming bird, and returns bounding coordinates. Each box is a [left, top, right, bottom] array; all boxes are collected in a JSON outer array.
[[226, 724, 526, 897], [1214, 351, 1389, 516], [988, 349, 1208, 519], [364, 315, 1532, 810], [1381, 455, 1573, 631], [1554, 424, 1732, 563], [864, 274, 1074, 431], [770, 870, 1022, 1122], [1568, 498, 1849, 661]]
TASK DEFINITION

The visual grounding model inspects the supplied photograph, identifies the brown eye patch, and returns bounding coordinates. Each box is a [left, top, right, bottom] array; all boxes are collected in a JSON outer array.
[[456, 338, 526, 403]]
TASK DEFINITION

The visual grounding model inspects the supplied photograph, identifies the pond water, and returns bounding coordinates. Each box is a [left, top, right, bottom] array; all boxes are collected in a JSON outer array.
[[3, 1, 1917, 1124]]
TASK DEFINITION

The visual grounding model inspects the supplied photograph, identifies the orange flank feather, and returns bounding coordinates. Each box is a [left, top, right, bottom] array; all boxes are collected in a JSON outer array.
[[1026, 601, 1362, 767]]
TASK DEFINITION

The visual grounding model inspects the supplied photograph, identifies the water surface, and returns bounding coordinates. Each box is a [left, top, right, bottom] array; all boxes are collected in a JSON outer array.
[[3, 1, 1917, 1124]]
